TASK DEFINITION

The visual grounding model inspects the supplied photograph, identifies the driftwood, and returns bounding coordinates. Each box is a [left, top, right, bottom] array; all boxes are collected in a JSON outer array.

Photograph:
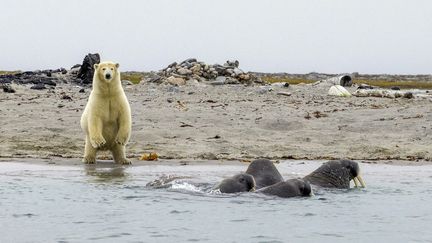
[[353, 89, 414, 99]]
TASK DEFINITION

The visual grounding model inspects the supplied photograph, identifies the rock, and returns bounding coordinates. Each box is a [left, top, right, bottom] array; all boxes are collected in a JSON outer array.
[[358, 84, 374, 89], [177, 68, 192, 76], [328, 85, 351, 97], [30, 84, 46, 90], [190, 64, 201, 74], [155, 58, 263, 86], [391, 86, 401, 90], [403, 92, 414, 99], [2, 85, 16, 93], [77, 53, 100, 84], [147, 75, 162, 83], [180, 58, 197, 64], [233, 68, 243, 76], [225, 60, 239, 68], [167, 62, 177, 68], [79, 88, 85, 93], [166, 76, 186, 86]]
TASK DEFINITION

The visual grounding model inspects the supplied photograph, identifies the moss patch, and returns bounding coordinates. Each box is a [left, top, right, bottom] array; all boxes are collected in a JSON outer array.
[[122, 73, 143, 84], [0, 70, 20, 75], [262, 77, 315, 85], [354, 79, 432, 89]]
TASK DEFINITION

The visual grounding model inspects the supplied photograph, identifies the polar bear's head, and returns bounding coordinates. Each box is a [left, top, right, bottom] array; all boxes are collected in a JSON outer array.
[[94, 62, 120, 83]]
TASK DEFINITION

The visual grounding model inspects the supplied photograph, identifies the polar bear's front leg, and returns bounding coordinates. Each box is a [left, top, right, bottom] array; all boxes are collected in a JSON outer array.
[[88, 117, 106, 148], [115, 110, 131, 146]]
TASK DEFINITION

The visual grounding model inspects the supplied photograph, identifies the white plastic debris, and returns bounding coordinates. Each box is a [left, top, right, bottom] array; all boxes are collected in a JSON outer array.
[[328, 85, 352, 97]]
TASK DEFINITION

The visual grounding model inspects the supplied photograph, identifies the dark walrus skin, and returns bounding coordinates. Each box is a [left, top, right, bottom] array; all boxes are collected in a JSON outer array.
[[245, 159, 284, 189], [215, 173, 256, 193], [303, 159, 366, 189], [257, 179, 312, 198]]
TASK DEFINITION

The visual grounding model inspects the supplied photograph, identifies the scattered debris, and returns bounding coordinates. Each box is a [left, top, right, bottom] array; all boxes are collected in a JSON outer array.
[[139, 152, 158, 161], [276, 91, 292, 96], [313, 75, 353, 87], [312, 111, 328, 118], [328, 85, 351, 97], [353, 89, 415, 99]]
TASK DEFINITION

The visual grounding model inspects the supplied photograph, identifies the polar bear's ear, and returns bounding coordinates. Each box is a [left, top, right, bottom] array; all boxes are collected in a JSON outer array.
[[94, 64, 99, 70], [115, 63, 120, 68]]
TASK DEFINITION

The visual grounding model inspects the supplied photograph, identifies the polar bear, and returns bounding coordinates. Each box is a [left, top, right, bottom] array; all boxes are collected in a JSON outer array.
[[80, 61, 132, 164]]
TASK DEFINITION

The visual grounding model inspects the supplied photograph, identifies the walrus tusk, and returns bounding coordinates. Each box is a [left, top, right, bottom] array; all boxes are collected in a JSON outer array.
[[356, 175, 366, 188], [353, 178, 360, 188], [353, 176, 366, 188]]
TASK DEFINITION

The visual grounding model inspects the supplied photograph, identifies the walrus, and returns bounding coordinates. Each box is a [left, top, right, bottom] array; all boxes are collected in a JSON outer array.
[[257, 179, 312, 198], [303, 159, 366, 189], [245, 159, 284, 189], [214, 173, 256, 193]]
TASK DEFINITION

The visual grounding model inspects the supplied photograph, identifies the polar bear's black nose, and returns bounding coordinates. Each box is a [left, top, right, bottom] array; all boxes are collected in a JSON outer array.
[[105, 73, 111, 79]]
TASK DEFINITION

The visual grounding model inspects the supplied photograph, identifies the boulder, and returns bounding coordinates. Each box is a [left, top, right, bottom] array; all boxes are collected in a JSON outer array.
[[166, 76, 186, 86], [77, 53, 100, 84]]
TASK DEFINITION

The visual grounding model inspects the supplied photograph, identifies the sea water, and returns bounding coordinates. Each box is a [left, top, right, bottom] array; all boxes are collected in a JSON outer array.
[[1, 161, 431, 243]]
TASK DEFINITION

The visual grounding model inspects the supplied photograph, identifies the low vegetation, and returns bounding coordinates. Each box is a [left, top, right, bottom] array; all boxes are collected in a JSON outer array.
[[0, 70, 20, 75], [121, 72, 144, 84], [261, 77, 315, 85], [262, 76, 432, 89]]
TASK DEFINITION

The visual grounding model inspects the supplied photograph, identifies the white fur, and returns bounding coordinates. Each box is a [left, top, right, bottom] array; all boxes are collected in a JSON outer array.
[[80, 62, 132, 164]]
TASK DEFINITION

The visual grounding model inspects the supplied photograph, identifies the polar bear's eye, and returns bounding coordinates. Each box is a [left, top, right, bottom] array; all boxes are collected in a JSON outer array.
[[110, 68, 113, 70], [102, 68, 106, 71]]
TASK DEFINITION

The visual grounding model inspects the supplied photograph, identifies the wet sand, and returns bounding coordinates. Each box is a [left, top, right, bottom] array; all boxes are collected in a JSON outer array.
[[1, 82, 431, 164]]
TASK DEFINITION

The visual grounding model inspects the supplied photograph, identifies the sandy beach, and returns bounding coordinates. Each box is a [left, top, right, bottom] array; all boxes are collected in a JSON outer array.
[[1, 81, 431, 164]]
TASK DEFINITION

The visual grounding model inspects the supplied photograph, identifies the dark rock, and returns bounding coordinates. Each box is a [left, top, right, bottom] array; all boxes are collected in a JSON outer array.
[[148, 75, 162, 83], [390, 86, 401, 90], [2, 85, 15, 93], [71, 64, 81, 69], [77, 53, 100, 84], [403, 92, 414, 99], [79, 88, 85, 93], [41, 79, 57, 86], [30, 84, 46, 90], [358, 84, 374, 89], [167, 62, 177, 68], [180, 58, 197, 65], [61, 94, 72, 100]]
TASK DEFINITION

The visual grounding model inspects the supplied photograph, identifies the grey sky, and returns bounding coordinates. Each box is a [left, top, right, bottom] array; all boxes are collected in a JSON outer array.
[[1, 0, 431, 74]]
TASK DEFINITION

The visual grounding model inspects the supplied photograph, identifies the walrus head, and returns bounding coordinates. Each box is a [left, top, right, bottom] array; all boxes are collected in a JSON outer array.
[[215, 173, 256, 193], [303, 159, 366, 189], [245, 159, 284, 189]]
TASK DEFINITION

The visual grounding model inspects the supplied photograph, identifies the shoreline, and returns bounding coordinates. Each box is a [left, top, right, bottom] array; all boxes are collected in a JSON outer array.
[[0, 157, 430, 167], [1, 82, 431, 164]]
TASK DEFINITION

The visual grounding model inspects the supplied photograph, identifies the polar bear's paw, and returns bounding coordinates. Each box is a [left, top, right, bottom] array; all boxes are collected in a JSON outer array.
[[115, 134, 129, 146], [83, 157, 96, 164], [90, 135, 106, 148], [116, 158, 132, 165]]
